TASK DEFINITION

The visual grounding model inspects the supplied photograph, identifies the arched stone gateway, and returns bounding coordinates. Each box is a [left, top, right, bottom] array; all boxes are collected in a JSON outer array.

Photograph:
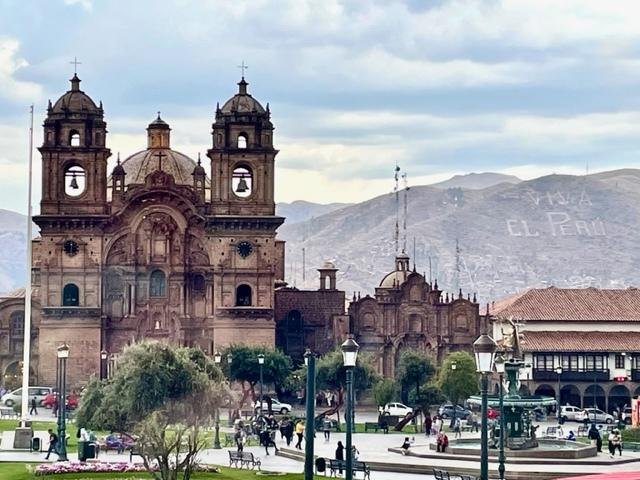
[[608, 384, 631, 414], [3, 362, 36, 391], [560, 384, 581, 407], [584, 384, 606, 411], [535, 384, 556, 399]]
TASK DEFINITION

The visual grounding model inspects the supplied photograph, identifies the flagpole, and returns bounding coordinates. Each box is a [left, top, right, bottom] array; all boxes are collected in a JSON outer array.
[[20, 105, 34, 425]]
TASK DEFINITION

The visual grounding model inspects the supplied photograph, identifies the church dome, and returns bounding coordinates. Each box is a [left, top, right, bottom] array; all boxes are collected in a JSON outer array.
[[379, 252, 412, 288], [220, 78, 266, 114], [118, 148, 202, 186], [51, 75, 100, 114]]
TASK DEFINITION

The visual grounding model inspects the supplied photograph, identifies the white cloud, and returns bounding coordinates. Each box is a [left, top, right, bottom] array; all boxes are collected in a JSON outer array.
[[0, 38, 43, 103], [64, 0, 93, 11]]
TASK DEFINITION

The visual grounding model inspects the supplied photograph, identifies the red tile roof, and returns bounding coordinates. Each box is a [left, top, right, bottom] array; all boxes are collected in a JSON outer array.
[[522, 331, 640, 352], [490, 287, 640, 322]]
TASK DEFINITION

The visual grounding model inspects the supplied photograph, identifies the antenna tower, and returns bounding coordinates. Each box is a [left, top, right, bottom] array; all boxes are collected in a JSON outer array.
[[402, 171, 409, 253], [394, 162, 400, 253]]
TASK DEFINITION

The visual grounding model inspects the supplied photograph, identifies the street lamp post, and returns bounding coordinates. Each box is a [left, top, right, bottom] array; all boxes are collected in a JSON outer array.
[[258, 353, 265, 418], [56, 344, 70, 462], [494, 354, 506, 480], [474, 333, 497, 480], [100, 350, 108, 380], [304, 349, 316, 480], [555, 366, 563, 424], [341, 335, 360, 480], [450, 362, 457, 428], [213, 351, 222, 449]]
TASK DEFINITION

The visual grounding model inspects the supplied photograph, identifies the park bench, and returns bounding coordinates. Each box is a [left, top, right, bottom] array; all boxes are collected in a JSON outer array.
[[432, 469, 452, 480], [364, 422, 379, 432], [577, 426, 588, 437], [129, 445, 143, 462], [228, 450, 261, 470], [328, 459, 370, 479], [459, 475, 479, 480], [461, 422, 475, 433], [0, 407, 16, 418], [544, 426, 557, 438], [223, 433, 235, 447]]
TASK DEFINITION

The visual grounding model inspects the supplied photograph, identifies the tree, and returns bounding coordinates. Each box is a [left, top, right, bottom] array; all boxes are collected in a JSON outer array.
[[373, 379, 397, 407], [221, 344, 292, 408], [438, 351, 478, 406], [313, 349, 379, 426], [396, 349, 435, 404], [76, 342, 227, 480]]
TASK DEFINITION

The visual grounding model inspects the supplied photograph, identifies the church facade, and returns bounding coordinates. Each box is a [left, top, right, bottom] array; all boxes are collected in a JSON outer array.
[[0, 74, 485, 389]]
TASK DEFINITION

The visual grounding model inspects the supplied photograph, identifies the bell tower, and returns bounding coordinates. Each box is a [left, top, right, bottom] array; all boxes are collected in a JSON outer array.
[[207, 77, 277, 216], [39, 74, 110, 215]]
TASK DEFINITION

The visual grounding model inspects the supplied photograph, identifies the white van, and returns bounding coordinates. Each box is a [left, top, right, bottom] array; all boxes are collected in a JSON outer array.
[[1, 386, 53, 407]]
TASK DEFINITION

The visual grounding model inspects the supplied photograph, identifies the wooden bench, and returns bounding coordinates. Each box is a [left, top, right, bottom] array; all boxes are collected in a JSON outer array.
[[544, 426, 557, 438], [433, 469, 452, 480], [364, 422, 379, 432], [228, 450, 261, 470], [223, 433, 235, 447], [459, 475, 479, 480], [461, 423, 474, 432], [129, 446, 142, 462], [577, 426, 588, 437], [329, 459, 370, 479], [0, 407, 16, 418]]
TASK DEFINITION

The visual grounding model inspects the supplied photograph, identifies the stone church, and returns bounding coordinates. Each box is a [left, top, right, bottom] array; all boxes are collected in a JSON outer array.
[[0, 74, 485, 389]]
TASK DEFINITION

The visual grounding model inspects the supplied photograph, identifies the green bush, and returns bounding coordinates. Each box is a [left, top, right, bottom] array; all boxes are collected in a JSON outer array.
[[622, 428, 640, 442], [373, 379, 397, 407]]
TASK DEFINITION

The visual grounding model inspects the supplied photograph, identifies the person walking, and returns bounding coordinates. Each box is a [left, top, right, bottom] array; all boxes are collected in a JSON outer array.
[[260, 427, 279, 455], [434, 415, 443, 433], [610, 429, 622, 457], [234, 428, 244, 453], [424, 413, 433, 437], [295, 420, 304, 450], [352, 444, 359, 460], [45, 429, 58, 460], [52, 398, 58, 417], [335, 441, 345, 475], [29, 396, 38, 416], [453, 417, 462, 439], [322, 415, 332, 442]]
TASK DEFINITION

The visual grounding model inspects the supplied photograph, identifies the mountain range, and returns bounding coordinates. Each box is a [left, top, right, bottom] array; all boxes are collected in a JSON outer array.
[[2, 170, 640, 304]]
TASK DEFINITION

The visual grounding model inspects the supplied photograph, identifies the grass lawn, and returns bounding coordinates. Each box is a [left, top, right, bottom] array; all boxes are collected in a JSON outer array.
[[0, 463, 317, 480]]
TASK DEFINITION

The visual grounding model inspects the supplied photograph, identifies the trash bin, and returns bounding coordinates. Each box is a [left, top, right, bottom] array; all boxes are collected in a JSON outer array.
[[78, 441, 96, 461], [315, 457, 326, 473], [31, 437, 41, 452]]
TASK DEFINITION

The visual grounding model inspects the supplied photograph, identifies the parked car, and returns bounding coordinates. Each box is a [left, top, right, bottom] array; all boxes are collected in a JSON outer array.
[[1, 386, 53, 407], [253, 398, 292, 414], [42, 392, 79, 410], [438, 404, 471, 420], [575, 408, 614, 424], [560, 405, 582, 422], [383, 402, 413, 417]]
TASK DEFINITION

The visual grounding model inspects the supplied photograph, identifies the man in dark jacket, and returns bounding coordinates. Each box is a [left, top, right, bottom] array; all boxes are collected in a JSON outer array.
[[45, 429, 58, 459]]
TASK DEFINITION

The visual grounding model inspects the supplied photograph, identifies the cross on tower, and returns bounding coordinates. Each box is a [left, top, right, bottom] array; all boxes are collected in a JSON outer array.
[[237, 60, 248, 79], [154, 150, 167, 171], [70, 56, 82, 74]]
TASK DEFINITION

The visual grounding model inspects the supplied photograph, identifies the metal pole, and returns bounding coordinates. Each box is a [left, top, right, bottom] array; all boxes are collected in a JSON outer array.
[[20, 105, 34, 425], [498, 372, 505, 480], [557, 372, 561, 425], [592, 373, 596, 428], [345, 367, 354, 480], [304, 353, 316, 480], [259, 363, 264, 418], [213, 406, 221, 449], [480, 373, 489, 480], [57, 356, 68, 461]]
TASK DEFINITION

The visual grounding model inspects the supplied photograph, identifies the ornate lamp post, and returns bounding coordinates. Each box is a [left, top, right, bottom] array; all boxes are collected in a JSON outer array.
[[555, 365, 563, 424], [474, 333, 497, 480], [258, 353, 265, 418], [100, 350, 108, 380], [494, 354, 506, 480], [450, 362, 458, 428], [56, 344, 70, 461], [213, 351, 222, 449], [341, 335, 359, 480], [304, 349, 316, 480]]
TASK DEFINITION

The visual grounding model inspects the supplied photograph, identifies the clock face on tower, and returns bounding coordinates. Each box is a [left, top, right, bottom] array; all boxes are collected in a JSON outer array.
[[63, 240, 79, 256], [236, 241, 253, 258]]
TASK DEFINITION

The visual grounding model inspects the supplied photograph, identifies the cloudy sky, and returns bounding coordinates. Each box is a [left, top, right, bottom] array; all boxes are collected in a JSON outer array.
[[2, 0, 640, 213]]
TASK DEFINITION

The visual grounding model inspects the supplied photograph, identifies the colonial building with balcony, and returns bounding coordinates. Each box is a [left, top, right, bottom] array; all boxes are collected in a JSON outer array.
[[491, 287, 640, 414]]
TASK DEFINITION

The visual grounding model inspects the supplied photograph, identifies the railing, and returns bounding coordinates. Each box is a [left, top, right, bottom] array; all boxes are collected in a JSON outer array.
[[532, 369, 610, 382]]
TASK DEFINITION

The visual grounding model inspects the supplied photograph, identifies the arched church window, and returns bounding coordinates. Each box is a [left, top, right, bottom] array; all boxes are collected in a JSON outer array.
[[362, 312, 375, 331], [69, 130, 81, 147], [237, 133, 248, 149], [149, 270, 166, 297], [232, 166, 252, 198], [9, 311, 24, 353], [236, 284, 252, 306], [62, 283, 80, 306], [64, 164, 86, 197]]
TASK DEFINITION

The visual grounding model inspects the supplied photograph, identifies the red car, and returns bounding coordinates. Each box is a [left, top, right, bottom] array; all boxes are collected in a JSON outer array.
[[41, 392, 78, 410], [487, 407, 500, 419]]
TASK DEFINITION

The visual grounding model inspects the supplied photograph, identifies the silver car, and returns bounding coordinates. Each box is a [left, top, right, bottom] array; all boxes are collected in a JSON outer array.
[[1, 386, 54, 407]]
